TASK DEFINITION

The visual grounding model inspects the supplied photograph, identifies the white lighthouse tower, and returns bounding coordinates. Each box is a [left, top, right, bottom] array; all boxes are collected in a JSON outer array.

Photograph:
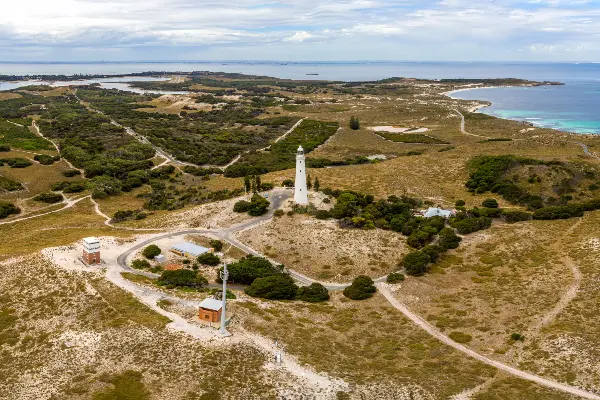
[[294, 146, 309, 205]]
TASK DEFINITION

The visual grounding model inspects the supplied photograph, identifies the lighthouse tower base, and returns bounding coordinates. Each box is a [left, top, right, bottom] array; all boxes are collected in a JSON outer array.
[[294, 146, 309, 205]]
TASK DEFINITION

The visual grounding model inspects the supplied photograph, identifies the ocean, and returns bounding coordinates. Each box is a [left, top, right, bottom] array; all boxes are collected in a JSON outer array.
[[1, 61, 599, 134]]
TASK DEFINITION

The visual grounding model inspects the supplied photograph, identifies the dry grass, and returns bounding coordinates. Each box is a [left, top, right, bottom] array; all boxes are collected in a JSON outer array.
[[0, 255, 280, 400], [0, 198, 134, 261], [237, 215, 409, 282], [0, 93, 22, 101]]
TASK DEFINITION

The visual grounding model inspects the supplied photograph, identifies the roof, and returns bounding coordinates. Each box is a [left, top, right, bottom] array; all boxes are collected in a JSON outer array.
[[199, 298, 222, 311], [171, 242, 209, 256], [423, 207, 453, 218], [83, 237, 100, 245]]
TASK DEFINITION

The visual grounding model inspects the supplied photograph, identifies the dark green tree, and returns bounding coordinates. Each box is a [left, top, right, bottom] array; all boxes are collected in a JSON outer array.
[[438, 227, 462, 250], [255, 175, 261, 192], [219, 256, 283, 285], [296, 283, 330, 302], [197, 252, 221, 266], [244, 176, 251, 193], [307, 174, 312, 189], [209, 239, 224, 252], [245, 274, 298, 300], [314, 177, 320, 191], [343, 275, 376, 300], [349, 116, 360, 130], [157, 270, 208, 288], [142, 245, 161, 259], [403, 251, 431, 276], [482, 198, 499, 208]]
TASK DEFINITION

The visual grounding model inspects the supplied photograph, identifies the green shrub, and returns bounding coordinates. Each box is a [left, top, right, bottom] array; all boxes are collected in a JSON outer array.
[[209, 240, 224, 252], [438, 227, 461, 250], [343, 275, 376, 300], [0, 157, 32, 168], [296, 283, 330, 302], [482, 198, 499, 208], [386, 272, 405, 284], [0, 201, 20, 219], [142, 245, 161, 259], [349, 116, 360, 130], [314, 210, 331, 220], [282, 179, 294, 188], [0, 176, 24, 192], [451, 216, 492, 234], [510, 333, 525, 342], [274, 209, 284, 217], [533, 205, 583, 220], [403, 251, 431, 276], [197, 252, 220, 266], [245, 274, 298, 300], [421, 244, 442, 263], [131, 259, 151, 270], [33, 154, 59, 165], [62, 169, 81, 177], [502, 210, 532, 223], [33, 192, 64, 204], [157, 269, 208, 288], [449, 331, 473, 343], [220, 256, 283, 285], [233, 200, 251, 213], [0, 145, 10, 152], [247, 193, 270, 216], [455, 199, 466, 207]]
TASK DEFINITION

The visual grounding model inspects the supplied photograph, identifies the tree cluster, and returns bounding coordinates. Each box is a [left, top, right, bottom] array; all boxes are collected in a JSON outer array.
[[0, 201, 20, 219], [343, 275, 376, 300], [142, 245, 161, 259], [157, 269, 208, 289], [33, 192, 64, 204], [233, 193, 270, 216]]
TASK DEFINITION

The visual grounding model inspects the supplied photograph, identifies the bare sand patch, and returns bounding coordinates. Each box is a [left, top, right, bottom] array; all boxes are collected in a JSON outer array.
[[237, 215, 409, 282]]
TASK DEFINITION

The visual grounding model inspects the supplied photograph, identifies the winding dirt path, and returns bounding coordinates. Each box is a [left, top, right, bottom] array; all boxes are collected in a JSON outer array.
[[452, 109, 489, 138], [377, 283, 600, 400], [0, 195, 90, 225]]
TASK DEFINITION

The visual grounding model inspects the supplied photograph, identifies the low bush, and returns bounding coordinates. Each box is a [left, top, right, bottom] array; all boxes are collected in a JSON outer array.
[[449, 331, 473, 343], [386, 272, 405, 284], [33, 154, 60, 165], [274, 209, 284, 217], [343, 275, 376, 300], [403, 251, 431, 276], [502, 210, 532, 223], [220, 256, 283, 285], [0, 145, 10, 152], [131, 259, 151, 269], [197, 252, 220, 266], [296, 283, 330, 302], [33, 192, 63, 204], [314, 210, 331, 220], [482, 198, 499, 208], [233, 200, 250, 213], [451, 216, 492, 234], [533, 205, 584, 220], [62, 169, 81, 177], [158, 269, 208, 288], [0, 157, 32, 168], [455, 199, 466, 207], [0, 201, 20, 219], [209, 239, 224, 252], [142, 245, 161, 259], [438, 227, 461, 250], [245, 274, 298, 300]]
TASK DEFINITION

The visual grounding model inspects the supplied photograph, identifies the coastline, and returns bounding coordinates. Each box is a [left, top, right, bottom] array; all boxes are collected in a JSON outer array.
[[443, 84, 600, 136]]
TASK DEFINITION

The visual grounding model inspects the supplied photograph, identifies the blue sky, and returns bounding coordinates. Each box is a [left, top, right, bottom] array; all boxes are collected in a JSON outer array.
[[1, 0, 600, 61]]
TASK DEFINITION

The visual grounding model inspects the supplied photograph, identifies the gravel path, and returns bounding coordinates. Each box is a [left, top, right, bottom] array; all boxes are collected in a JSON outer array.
[[377, 283, 600, 400]]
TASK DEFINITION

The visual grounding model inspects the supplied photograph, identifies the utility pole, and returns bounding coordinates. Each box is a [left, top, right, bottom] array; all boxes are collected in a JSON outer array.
[[218, 264, 231, 337]]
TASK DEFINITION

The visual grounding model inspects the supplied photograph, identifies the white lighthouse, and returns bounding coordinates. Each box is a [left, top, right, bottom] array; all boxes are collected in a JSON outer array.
[[294, 146, 309, 205]]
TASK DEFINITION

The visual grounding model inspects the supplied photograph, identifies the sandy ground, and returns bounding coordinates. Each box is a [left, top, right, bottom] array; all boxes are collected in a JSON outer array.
[[150, 196, 254, 230], [237, 215, 409, 282], [370, 126, 430, 133], [39, 235, 348, 398]]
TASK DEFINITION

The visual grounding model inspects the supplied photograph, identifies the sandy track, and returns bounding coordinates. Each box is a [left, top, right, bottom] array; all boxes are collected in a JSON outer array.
[[0, 195, 90, 225], [378, 283, 600, 400], [452, 108, 488, 138]]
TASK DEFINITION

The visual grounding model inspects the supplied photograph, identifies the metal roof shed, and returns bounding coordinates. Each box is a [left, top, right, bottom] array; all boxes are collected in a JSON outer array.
[[170, 242, 210, 257]]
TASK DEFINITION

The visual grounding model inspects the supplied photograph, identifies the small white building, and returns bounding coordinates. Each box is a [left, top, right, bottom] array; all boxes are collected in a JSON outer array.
[[82, 237, 101, 264], [170, 242, 210, 258], [154, 254, 166, 263], [422, 207, 454, 219]]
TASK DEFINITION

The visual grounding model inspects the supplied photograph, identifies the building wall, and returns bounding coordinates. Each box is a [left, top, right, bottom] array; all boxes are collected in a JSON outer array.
[[83, 250, 101, 265], [198, 308, 221, 323]]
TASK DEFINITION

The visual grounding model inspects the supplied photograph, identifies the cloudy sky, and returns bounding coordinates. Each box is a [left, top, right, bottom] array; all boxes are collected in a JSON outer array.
[[1, 0, 599, 61]]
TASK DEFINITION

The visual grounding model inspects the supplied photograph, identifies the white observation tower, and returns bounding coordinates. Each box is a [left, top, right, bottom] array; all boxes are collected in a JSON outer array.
[[294, 145, 309, 205]]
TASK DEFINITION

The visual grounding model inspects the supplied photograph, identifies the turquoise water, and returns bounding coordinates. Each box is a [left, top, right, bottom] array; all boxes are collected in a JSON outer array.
[[450, 80, 600, 135]]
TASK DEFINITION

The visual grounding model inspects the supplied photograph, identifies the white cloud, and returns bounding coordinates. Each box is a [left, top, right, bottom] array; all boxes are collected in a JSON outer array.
[[0, 0, 599, 61]]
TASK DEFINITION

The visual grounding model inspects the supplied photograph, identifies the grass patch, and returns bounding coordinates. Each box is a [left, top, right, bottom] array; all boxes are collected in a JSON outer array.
[[90, 278, 170, 330]]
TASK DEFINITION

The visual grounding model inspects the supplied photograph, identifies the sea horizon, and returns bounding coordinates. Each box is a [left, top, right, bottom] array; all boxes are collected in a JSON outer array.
[[1, 61, 599, 135]]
